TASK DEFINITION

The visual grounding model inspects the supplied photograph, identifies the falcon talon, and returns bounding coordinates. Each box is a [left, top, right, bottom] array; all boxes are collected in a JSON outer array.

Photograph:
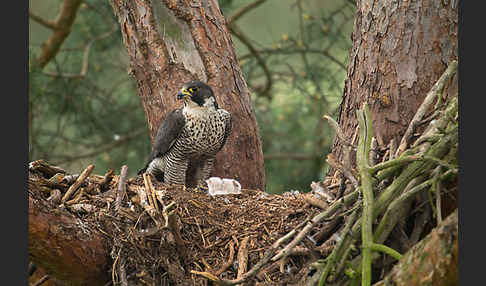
[[137, 81, 232, 188]]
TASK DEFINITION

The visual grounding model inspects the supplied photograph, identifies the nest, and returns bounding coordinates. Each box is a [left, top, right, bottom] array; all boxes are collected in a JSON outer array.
[[28, 61, 459, 286], [28, 160, 338, 286]]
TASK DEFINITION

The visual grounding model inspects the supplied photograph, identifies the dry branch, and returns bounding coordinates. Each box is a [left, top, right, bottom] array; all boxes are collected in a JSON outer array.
[[214, 241, 236, 276], [236, 236, 250, 278], [61, 164, 94, 203], [115, 165, 128, 212], [373, 210, 458, 286], [32, 0, 83, 69]]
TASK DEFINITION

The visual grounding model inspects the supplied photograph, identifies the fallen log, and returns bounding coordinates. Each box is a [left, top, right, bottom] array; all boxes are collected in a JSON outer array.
[[29, 184, 110, 285]]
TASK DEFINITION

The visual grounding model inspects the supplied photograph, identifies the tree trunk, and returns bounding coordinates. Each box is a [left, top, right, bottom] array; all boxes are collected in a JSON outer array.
[[109, 0, 265, 190], [329, 0, 458, 177]]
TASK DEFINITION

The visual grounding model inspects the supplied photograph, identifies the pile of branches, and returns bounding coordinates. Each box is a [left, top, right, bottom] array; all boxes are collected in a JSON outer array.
[[29, 162, 339, 285], [28, 61, 458, 286]]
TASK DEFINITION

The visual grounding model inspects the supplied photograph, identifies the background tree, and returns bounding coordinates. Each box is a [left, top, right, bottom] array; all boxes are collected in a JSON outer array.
[[108, 0, 266, 190], [29, 0, 149, 175], [29, 0, 355, 193], [328, 0, 458, 178]]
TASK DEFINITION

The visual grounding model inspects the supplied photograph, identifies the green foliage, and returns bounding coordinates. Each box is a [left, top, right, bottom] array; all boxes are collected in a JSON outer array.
[[232, 0, 354, 193], [29, 0, 149, 176], [29, 0, 354, 192]]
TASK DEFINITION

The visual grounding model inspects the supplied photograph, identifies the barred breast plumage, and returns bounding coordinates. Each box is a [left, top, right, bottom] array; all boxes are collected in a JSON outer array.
[[138, 81, 232, 187]]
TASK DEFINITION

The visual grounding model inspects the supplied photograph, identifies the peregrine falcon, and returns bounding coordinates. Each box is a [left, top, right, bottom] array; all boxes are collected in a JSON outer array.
[[137, 81, 232, 186]]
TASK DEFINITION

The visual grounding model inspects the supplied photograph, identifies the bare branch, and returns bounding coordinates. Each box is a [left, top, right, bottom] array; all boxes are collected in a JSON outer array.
[[43, 26, 118, 79], [29, 11, 57, 30], [32, 275, 50, 286], [230, 25, 273, 98], [34, 0, 84, 69], [239, 48, 346, 71], [115, 165, 128, 212], [263, 153, 321, 160], [226, 0, 267, 26], [54, 128, 146, 165]]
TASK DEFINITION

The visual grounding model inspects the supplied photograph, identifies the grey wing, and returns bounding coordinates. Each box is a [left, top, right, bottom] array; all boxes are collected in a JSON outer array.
[[138, 109, 185, 174], [219, 109, 232, 151]]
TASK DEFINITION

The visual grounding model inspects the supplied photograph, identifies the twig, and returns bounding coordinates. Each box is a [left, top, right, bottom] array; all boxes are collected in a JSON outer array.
[[318, 209, 360, 286], [334, 242, 355, 281], [100, 169, 115, 191], [115, 165, 128, 212], [33, 0, 84, 68], [55, 128, 145, 165], [369, 137, 379, 166], [69, 203, 96, 213], [263, 153, 321, 160], [191, 230, 295, 285], [61, 164, 94, 203], [311, 215, 342, 244], [118, 256, 128, 286], [409, 204, 431, 245], [61, 174, 79, 185], [43, 25, 118, 78], [194, 217, 206, 247], [135, 177, 158, 226], [368, 155, 422, 174], [422, 156, 457, 171], [432, 166, 443, 225], [413, 97, 458, 154], [237, 237, 250, 278], [32, 275, 50, 286], [144, 173, 160, 213], [29, 11, 57, 30], [285, 246, 312, 256], [29, 159, 66, 177], [369, 243, 402, 261], [65, 188, 86, 205], [373, 177, 426, 245], [374, 170, 455, 247], [396, 60, 458, 156], [323, 115, 355, 149], [272, 190, 360, 261], [238, 48, 347, 71], [214, 241, 235, 276], [327, 153, 359, 188], [47, 189, 62, 204], [226, 0, 267, 25], [112, 248, 121, 285], [230, 25, 273, 97], [388, 138, 397, 160], [356, 104, 374, 286], [303, 193, 329, 209], [165, 203, 186, 257]]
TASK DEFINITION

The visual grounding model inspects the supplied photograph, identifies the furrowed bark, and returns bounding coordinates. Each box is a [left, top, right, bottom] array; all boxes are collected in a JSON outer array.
[[29, 195, 110, 286], [329, 0, 458, 176]]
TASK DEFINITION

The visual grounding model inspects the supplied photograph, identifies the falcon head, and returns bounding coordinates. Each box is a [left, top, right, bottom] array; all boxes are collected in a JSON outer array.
[[177, 81, 219, 109]]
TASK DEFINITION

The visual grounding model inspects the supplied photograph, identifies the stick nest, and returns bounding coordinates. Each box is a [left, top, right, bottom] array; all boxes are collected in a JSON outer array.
[[28, 161, 327, 285]]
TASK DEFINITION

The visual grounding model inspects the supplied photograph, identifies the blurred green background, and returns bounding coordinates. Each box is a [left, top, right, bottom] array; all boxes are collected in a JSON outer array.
[[29, 0, 355, 194]]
